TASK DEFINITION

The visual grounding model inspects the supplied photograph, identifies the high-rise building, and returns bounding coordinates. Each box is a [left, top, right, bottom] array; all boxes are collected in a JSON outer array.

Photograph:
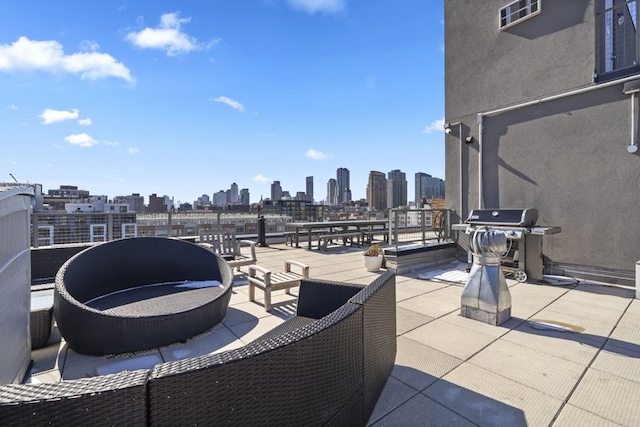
[[415, 172, 445, 205], [230, 183, 238, 204], [327, 178, 337, 205], [336, 168, 351, 204], [270, 181, 283, 201], [415, 172, 430, 207], [367, 171, 387, 211], [213, 190, 227, 207], [306, 176, 313, 202], [387, 169, 407, 208], [239, 188, 250, 205]]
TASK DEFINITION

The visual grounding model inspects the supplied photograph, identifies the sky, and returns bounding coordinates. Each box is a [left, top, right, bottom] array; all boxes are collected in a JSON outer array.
[[0, 0, 445, 205]]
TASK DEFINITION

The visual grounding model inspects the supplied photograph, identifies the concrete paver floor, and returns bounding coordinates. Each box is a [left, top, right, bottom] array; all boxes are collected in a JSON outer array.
[[29, 243, 640, 426]]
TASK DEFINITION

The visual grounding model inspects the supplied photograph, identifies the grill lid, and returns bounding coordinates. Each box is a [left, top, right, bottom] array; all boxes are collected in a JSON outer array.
[[465, 208, 538, 227]]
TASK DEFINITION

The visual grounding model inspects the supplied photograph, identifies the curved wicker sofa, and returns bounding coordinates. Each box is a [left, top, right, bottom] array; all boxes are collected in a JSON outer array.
[[54, 237, 234, 355], [1, 271, 396, 427]]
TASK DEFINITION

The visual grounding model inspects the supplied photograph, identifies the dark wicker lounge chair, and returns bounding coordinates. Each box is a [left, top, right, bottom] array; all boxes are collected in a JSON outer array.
[[147, 270, 397, 426], [1, 269, 396, 426], [54, 237, 233, 355]]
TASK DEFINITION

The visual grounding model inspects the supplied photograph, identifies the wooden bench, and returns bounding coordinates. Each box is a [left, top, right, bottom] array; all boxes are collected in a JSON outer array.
[[198, 230, 257, 272], [317, 231, 362, 251], [248, 260, 310, 311], [361, 228, 389, 245]]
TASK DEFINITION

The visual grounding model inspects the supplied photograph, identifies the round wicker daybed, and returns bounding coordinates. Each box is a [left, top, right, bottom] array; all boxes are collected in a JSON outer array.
[[54, 237, 233, 356]]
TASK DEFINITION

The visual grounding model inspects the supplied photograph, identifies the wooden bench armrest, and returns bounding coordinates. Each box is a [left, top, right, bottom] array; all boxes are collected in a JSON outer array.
[[284, 260, 310, 278], [248, 264, 272, 284], [237, 239, 257, 260]]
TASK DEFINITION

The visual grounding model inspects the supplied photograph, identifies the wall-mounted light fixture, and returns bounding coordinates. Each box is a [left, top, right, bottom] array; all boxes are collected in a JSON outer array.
[[465, 136, 474, 144]]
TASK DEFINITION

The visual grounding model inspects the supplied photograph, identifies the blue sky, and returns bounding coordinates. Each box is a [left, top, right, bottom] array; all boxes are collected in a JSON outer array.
[[1, 0, 445, 205]]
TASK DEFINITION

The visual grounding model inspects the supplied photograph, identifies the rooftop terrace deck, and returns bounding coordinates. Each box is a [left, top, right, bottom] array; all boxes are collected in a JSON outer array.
[[28, 243, 640, 426]]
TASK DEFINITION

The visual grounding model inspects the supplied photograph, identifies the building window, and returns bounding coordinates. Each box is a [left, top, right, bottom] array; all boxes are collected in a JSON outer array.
[[595, 0, 640, 82], [499, 0, 541, 30]]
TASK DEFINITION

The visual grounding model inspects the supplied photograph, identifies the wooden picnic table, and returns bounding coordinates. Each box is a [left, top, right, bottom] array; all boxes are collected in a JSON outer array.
[[288, 219, 389, 250]]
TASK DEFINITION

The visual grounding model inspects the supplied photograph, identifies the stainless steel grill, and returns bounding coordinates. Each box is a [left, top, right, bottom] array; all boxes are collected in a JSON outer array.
[[453, 208, 561, 282]]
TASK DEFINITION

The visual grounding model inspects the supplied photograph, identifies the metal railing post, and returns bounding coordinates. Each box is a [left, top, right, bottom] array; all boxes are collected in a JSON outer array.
[[107, 213, 114, 241], [32, 213, 39, 248], [421, 210, 426, 246]]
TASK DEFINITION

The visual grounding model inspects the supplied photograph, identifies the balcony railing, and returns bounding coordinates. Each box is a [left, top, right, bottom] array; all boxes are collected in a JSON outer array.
[[30, 209, 454, 250], [388, 208, 452, 251]]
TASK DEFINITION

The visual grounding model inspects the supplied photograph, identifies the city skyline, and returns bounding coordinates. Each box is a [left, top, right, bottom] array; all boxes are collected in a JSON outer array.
[[1, 1, 445, 203], [31, 164, 445, 209]]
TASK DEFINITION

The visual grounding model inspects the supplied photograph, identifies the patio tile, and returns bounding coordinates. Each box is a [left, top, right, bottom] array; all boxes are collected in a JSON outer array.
[[392, 336, 463, 391], [607, 324, 640, 351], [616, 308, 640, 331], [543, 298, 625, 325], [397, 285, 461, 319], [226, 313, 287, 344], [367, 376, 421, 425], [396, 306, 434, 336], [396, 278, 449, 302], [527, 307, 618, 344], [590, 341, 640, 382], [467, 339, 587, 399], [29, 327, 66, 378], [568, 368, 640, 427], [370, 391, 477, 427], [425, 363, 563, 427], [439, 311, 521, 339], [553, 404, 623, 427], [500, 326, 601, 367], [403, 319, 497, 360], [560, 284, 634, 312]]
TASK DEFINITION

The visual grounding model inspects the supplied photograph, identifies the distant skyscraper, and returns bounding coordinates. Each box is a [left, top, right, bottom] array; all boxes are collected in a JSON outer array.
[[387, 169, 407, 208], [270, 180, 282, 201], [415, 172, 430, 207], [239, 188, 250, 205], [367, 171, 387, 211], [306, 176, 313, 202], [336, 168, 351, 204], [230, 182, 238, 203], [415, 172, 445, 204], [213, 190, 227, 207], [327, 178, 337, 205]]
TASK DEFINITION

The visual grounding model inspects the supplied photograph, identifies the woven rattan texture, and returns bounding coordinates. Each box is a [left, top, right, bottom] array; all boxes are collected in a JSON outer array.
[[0, 370, 148, 426], [54, 237, 233, 355]]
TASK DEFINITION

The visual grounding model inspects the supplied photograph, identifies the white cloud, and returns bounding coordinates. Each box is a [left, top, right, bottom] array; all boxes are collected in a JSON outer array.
[[423, 118, 445, 134], [77, 118, 92, 126], [103, 140, 119, 146], [305, 149, 329, 160], [252, 174, 269, 183], [126, 12, 217, 56], [7, 104, 18, 110], [128, 147, 140, 155], [286, 0, 346, 14], [212, 96, 245, 112], [65, 133, 98, 147], [0, 37, 133, 82], [39, 108, 79, 124]]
